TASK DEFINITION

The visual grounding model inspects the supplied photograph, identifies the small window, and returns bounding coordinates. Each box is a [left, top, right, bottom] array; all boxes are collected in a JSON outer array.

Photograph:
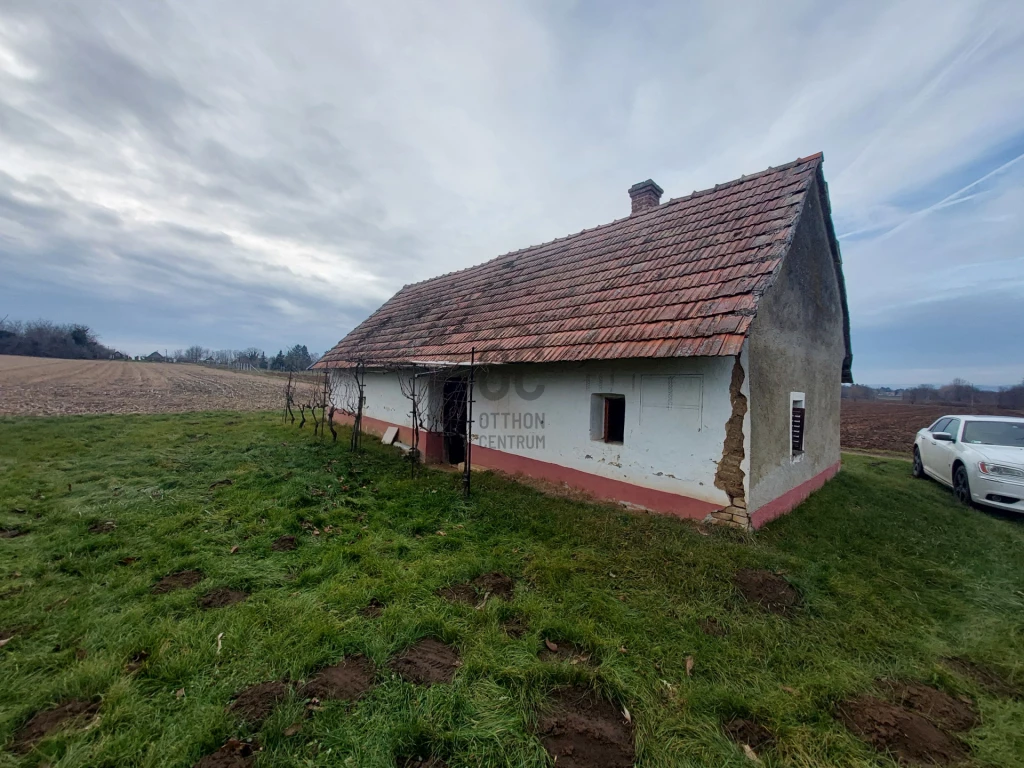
[[790, 392, 805, 456], [931, 418, 952, 435], [590, 394, 625, 443]]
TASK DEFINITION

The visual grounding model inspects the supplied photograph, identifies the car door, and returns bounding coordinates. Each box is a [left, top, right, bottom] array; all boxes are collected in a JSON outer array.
[[921, 418, 952, 480], [931, 418, 961, 485]]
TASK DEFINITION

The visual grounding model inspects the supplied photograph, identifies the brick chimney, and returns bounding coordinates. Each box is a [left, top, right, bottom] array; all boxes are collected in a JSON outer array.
[[628, 179, 663, 214]]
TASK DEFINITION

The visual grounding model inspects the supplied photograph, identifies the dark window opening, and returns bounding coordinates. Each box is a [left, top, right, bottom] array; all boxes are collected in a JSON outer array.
[[604, 396, 625, 443], [791, 405, 805, 454]]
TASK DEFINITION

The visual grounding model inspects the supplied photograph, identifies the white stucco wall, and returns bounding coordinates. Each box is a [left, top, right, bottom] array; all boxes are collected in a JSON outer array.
[[330, 370, 413, 427], [470, 358, 734, 506]]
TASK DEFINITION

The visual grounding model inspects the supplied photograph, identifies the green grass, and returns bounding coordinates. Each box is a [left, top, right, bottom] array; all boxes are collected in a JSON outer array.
[[0, 412, 1022, 767]]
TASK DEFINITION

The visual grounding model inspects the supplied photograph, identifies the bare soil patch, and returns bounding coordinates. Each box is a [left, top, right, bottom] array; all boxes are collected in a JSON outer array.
[[361, 598, 384, 618], [473, 571, 515, 600], [0, 528, 26, 538], [877, 680, 978, 731], [942, 657, 1022, 700], [436, 583, 477, 605], [389, 638, 461, 685], [537, 686, 634, 768], [125, 650, 149, 673], [437, 572, 515, 606], [198, 588, 248, 609], [228, 681, 290, 725], [838, 695, 967, 766], [11, 699, 100, 753], [152, 569, 204, 594], [194, 738, 255, 768], [539, 638, 592, 665], [733, 568, 800, 615], [271, 535, 297, 551], [724, 717, 774, 751], [88, 521, 117, 534], [698, 617, 727, 636], [501, 617, 527, 638], [299, 656, 375, 701], [0, 355, 286, 416]]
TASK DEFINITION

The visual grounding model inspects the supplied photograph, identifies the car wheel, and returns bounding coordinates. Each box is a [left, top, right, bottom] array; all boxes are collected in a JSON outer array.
[[953, 465, 972, 506], [912, 447, 925, 478]]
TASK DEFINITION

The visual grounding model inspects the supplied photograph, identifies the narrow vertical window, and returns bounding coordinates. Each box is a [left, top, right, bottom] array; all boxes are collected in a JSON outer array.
[[790, 392, 806, 456]]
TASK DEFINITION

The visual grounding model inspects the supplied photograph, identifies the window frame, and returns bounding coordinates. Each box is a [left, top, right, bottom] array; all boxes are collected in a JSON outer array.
[[590, 393, 626, 445], [790, 391, 806, 458]]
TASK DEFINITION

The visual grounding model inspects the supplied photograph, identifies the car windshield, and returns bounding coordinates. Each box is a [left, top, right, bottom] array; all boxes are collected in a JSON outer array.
[[962, 421, 1024, 447]]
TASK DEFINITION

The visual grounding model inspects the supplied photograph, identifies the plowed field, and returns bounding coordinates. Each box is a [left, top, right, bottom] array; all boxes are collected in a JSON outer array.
[[841, 400, 1024, 454], [0, 355, 284, 416]]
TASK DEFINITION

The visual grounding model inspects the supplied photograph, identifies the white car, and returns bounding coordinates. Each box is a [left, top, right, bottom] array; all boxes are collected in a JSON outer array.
[[912, 415, 1024, 513]]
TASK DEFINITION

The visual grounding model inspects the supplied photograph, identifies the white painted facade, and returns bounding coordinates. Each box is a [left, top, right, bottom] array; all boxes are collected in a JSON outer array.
[[333, 357, 745, 508], [331, 369, 414, 426], [478, 358, 735, 506]]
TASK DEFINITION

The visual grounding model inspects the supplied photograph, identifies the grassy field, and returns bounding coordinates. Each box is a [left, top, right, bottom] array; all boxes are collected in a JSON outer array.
[[1, 413, 1022, 767]]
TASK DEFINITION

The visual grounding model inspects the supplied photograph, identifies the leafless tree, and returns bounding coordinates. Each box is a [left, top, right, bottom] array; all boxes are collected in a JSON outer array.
[[183, 345, 210, 363]]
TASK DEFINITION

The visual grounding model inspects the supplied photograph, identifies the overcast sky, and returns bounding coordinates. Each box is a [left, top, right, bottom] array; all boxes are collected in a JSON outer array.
[[1, 1, 1022, 387]]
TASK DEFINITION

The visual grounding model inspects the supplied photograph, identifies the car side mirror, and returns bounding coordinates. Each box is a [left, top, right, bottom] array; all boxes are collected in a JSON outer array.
[[932, 431, 954, 442]]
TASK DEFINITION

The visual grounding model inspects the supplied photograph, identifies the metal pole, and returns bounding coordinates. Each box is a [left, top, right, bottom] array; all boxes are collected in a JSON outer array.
[[463, 348, 475, 496]]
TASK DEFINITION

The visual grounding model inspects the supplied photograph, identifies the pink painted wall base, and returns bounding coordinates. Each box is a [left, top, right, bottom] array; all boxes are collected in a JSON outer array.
[[749, 461, 840, 529], [330, 412, 838, 527]]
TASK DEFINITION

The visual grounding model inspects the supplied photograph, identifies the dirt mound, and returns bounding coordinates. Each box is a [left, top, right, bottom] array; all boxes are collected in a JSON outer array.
[[878, 680, 978, 731], [473, 572, 515, 600], [539, 638, 591, 664], [271, 535, 296, 551], [438, 572, 515, 606], [943, 657, 1022, 700], [733, 569, 800, 615], [389, 638, 461, 685], [698, 617, 727, 636], [501, 617, 527, 638], [194, 738, 255, 767], [0, 527, 26, 538], [88, 521, 116, 534], [537, 687, 634, 768], [838, 695, 967, 766], [724, 718, 774, 750], [299, 656, 375, 701], [436, 584, 477, 605], [228, 681, 290, 725], [11, 699, 100, 753], [125, 650, 149, 673], [152, 569, 204, 594], [361, 598, 384, 618], [198, 588, 248, 609]]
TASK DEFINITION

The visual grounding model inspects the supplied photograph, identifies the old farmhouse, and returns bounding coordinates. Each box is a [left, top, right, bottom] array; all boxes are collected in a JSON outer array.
[[315, 153, 852, 529]]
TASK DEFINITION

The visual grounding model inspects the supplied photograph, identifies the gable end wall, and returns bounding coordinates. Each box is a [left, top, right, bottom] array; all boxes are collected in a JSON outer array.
[[747, 176, 844, 517]]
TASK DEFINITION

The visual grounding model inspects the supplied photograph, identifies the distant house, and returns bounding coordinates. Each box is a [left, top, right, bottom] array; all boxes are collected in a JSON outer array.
[[144, 351, 166, 362], [315, 154, 852, 528]]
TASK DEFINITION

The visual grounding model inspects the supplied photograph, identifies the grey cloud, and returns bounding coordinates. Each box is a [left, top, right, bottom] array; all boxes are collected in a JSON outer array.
[[0, 0, 1022, 375]]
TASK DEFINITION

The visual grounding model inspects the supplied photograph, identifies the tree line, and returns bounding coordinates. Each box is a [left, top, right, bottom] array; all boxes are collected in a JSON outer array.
[[167, 344, 320, 371], [0, 318, 121, 360], [0, 317, 321, 372], [843, 377, 1024, 410]]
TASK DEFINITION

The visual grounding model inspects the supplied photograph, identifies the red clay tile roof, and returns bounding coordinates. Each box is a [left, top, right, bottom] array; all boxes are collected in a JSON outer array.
[[318, 153, 851, 379]]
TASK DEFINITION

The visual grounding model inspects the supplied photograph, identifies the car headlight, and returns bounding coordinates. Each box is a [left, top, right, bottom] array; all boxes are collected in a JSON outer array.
[[978, 462, 1024, 479]]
